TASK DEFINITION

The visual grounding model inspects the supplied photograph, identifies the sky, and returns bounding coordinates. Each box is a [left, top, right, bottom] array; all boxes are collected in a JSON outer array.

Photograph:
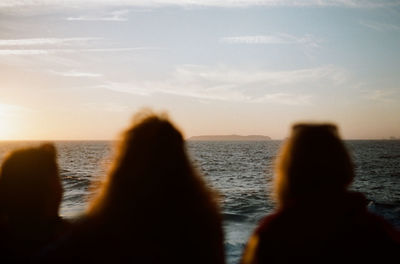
[[0, 0, 399, 140]]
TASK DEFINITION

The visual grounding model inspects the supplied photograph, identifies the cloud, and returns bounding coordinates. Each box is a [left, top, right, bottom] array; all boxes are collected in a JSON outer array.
[[0, 47, 161, 56], [98, 64, 349, 105], [0, 37, 102, 55], [159, 65, 346, 103], [364, 89, 398, 102], [0, 0, 399, 9], [221, 33, 321, 48], [0, 37, 100, 46], [0, 37, 161, 64], [0, 49, 49, 55], [171, 64, 347, 87], [97, 82, 152, 96], [82, 102, 131, 112], [255, 93, 312, 105], [66, 9, 130, 21], [359, 20, 400, 32], [48, 70, 102, 77]]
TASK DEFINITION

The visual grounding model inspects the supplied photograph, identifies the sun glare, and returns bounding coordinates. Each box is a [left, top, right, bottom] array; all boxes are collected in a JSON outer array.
[[0, 104, 18, 140], [0, 106, 9, 139]]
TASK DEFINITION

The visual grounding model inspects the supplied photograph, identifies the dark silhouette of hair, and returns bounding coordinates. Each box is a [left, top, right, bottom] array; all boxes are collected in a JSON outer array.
[[0, 143, 69, 261], [274, 124, 354, 208], [0, 144, 62, 219], [241, 123, 400, 264], [45, 111, 225, 264]]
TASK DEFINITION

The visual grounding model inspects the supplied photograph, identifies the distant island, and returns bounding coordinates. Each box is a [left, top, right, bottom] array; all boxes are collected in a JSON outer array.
[[187, 135, 271, 141]]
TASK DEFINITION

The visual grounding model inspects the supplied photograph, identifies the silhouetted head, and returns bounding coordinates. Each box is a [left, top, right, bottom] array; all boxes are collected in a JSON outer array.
[[89, 111, 216, 220], [85, 111, 224, 263], [274, 124, 354, 208], [0, 144, 62, 220]]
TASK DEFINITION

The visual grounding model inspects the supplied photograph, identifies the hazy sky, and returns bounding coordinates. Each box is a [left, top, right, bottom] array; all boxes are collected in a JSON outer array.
[[0, 0, 400, 140]]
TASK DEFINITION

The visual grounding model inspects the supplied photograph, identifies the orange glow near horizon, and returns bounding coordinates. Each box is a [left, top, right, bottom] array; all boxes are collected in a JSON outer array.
[[0, 105, 12, 140], [0, 104, 24, 141]]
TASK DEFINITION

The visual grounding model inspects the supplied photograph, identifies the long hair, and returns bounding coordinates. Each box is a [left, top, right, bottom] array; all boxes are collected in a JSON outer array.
[[274, 123, 354, 208], [84, 111, 224, 263]]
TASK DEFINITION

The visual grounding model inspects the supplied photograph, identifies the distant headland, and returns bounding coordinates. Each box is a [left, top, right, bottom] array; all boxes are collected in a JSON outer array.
[[187, 135, 271, 141]]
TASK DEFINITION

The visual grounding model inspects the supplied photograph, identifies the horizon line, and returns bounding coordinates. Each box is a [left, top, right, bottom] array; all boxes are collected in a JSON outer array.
[[0, 137, 398, 142]]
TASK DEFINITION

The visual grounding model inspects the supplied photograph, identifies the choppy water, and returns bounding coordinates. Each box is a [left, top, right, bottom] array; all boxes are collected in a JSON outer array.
[[0, 140, 399, 264]]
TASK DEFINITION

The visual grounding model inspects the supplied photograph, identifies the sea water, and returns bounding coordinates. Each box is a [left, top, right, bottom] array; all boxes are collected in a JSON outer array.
[[0, 140, 399, 264]]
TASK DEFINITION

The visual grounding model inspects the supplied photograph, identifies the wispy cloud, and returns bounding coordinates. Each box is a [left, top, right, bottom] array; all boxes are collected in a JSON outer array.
[[101, 79, 313, 105], [48, 70, 102, 77], [359, 20, 400, 32], [171, 64, 347, 87], [98, 64, 349, 105], [66, 10, 130, 21], [254, 93, 312, 105], [97, 82, 151, 96], [0, 50, 49, 55], [0, 37, 103, 55], [0, 0, 399, 9], [0, 47, 161, 56], [221, 33, 321, 48], [0, 37, 100, 46], [0, 36, 161, 63], [364, 89, 398, 102]]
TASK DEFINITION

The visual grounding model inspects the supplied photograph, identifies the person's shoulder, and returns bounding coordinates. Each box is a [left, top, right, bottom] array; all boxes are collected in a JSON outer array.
[[37, 216, 95, 263], [364, 211, 400, 242]]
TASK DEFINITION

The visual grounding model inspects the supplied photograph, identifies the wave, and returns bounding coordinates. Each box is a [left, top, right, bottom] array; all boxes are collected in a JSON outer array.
[[223, 212, 248, 222], [379, 154, 400, 159]]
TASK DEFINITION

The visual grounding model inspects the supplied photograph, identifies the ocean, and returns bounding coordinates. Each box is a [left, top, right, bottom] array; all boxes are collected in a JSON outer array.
[[0, 140, 399, 264]]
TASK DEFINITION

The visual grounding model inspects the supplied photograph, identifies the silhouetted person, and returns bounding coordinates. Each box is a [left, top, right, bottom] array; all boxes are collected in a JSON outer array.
[[0, 144, 70, 262], [45, 112, 225, 263], [241, 124, 400, 264]]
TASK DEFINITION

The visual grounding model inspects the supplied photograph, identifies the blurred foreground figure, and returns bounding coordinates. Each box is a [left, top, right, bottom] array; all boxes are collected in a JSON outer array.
[[46, 112, 225, 263], [241, 124, 400, 264], [0, 144, 69, 262]]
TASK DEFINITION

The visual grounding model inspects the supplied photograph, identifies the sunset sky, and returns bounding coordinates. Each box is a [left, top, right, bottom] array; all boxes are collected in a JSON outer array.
[[0, 0, 399, 140]]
